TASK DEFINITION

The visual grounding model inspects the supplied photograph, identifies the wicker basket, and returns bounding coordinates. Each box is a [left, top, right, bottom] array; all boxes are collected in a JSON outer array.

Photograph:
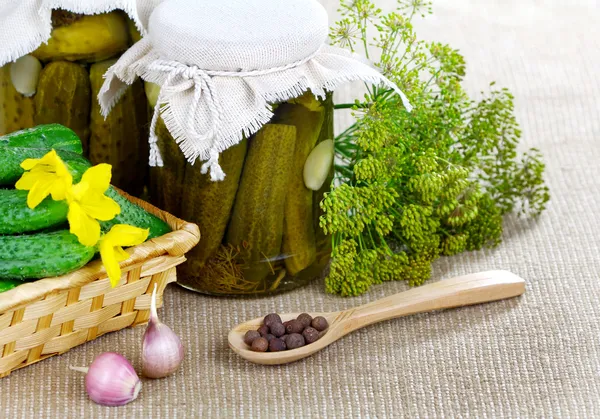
[[0, 188, 200, 377]]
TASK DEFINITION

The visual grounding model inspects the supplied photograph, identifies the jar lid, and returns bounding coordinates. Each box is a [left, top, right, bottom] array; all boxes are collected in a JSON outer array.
[[0, 0, 159, 67], [149, 0, 328, 71], [99, 0, 412, 181]]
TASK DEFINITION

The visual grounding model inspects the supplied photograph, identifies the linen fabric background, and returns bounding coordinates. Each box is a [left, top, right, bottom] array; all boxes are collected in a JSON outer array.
[[1, 0, 599, 417]]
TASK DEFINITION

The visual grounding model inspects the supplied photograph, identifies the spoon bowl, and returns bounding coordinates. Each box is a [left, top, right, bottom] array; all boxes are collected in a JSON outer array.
[[228, 312, 340, 365], [228, 270, 526, 365]]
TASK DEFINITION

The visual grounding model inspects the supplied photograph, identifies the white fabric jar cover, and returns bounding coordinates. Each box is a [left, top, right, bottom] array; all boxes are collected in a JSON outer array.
[[0, 0, 162, 66], [99, 0, 412, 181]]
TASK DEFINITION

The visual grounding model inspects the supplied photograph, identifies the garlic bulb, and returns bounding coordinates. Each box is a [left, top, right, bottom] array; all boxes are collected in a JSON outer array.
[[71, 352, 141, 406], [142, 284, 184, 378], [10, 55, 42, 97], [303, 139, 334, 191]]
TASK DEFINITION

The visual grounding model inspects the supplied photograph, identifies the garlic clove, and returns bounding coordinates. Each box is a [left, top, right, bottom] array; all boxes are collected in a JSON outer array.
[[10, 55, 42, 97], [145, 82, 161, 108], [142, 284, 184, 378], [303, 139, 335, 191], [71, 352, 141, 407]]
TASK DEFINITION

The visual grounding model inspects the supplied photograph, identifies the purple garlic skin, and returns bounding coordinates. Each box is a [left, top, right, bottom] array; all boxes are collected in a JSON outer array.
[[85, 352, 141, 406], [142, 321, 185, 378]]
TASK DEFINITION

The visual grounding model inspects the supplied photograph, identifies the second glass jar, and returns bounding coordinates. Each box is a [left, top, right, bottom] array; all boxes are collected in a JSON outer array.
[[150, 91, 334, 296]]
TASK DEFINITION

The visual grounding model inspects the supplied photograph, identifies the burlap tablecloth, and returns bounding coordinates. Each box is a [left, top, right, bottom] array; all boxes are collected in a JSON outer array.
[[1, 0, 599, 417]]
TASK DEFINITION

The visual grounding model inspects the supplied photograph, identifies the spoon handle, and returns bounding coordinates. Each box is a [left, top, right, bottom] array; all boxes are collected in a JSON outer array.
[[341, 270, 525, 333]]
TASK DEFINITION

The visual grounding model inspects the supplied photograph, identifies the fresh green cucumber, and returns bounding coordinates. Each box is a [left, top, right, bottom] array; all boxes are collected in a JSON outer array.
[[0, 124, 83, 154], [0, 185, 169, 240], [0, 189, 69, 234], [0, 147, 91, 186], [0, 278, 24, 293], [101, 187, 172, 239], [0, 230, 95, 279], [0, 187, 171, 238]]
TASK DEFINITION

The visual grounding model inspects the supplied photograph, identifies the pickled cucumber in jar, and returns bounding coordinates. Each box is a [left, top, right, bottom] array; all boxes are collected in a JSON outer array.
[[151, 92, 335, 296]]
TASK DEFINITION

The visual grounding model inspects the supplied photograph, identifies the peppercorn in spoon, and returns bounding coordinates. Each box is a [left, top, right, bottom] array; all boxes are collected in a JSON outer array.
[[228, 270, 526, 365]]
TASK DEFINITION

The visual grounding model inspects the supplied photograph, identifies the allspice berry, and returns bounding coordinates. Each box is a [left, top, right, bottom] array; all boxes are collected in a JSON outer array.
[[264, 313, 282, 327], [311, 316, 329, 332], [297, 313, 313, 328], [269, 338, 287, 352], [285, 319, 304, 334], [244, 330, 261, 346], [286, 333, 305, 350], [251, 337, 269, 352], [302, 327, 320, 344], [258, 325, 270, 336], [252, 311, 329, 352], [270, 322, 286, 337]]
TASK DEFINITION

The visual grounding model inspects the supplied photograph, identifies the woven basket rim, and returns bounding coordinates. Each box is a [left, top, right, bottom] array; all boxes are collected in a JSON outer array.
[[0, 187, 200, 314]]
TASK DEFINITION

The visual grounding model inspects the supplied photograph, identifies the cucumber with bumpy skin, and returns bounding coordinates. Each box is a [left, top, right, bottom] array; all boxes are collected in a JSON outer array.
[[226, 124, 297, 283], [179, 138, 247, 273], [0, 189, 69, 234], [0, 147, 168, 237], [274, 97, 325, 275], [0, 65, 35, 135], [0, 230, 95, 279], [0, 147, 91, 185], [0, 124, 83, 154], [101, 187, 172, 240], [34, 63, 92, 152], [89, 59, 149, 196], [0, 189, 170, 279], [0, 186, 170, 238], [32, 12, 130, 63]]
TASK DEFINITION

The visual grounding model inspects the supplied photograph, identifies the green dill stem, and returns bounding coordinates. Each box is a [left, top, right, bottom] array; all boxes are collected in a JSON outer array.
[[335, 165, 354, 179], [335, 142, 358, 158], [322, 0, 548, 297], [397, 44, 410, 66], [358, 233, 368, 251], [422, 68, 443, 91], [335, 139, 356, 150], [376, 229, 394, 255], [383, 29, 400, 61], [336, 146, 357, 159], [334, 103, 370, 110], [362, 28, 370, 60], [366, 225, 377, 248], [336, 123, 359, 139], [335, 141, 356, 151], [435, 155, 463, 169]]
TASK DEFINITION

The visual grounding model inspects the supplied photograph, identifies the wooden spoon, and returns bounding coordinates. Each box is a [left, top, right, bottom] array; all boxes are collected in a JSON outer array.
[[228, 270, 525, 365]]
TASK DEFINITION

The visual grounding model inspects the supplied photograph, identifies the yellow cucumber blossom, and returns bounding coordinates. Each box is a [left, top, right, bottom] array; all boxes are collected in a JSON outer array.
[[66, 163, 121, 247], [99, 224, 149, 287], [15, 149, 73, 209]]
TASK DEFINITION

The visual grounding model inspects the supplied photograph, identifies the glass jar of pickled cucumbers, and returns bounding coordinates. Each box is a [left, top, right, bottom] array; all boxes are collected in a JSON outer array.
[[150, 91, 334, 296], [0, 10, 148, 196]]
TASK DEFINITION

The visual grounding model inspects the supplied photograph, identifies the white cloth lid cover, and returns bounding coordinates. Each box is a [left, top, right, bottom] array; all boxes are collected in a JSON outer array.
[[98, 0, 412, 181], [150, 0, 329, 71], [0, 0, 162, 67]]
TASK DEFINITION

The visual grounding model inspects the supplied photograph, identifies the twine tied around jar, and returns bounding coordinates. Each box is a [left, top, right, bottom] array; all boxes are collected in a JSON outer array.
[[145, 48, 325, 180], [98, 0, 413, 181]]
